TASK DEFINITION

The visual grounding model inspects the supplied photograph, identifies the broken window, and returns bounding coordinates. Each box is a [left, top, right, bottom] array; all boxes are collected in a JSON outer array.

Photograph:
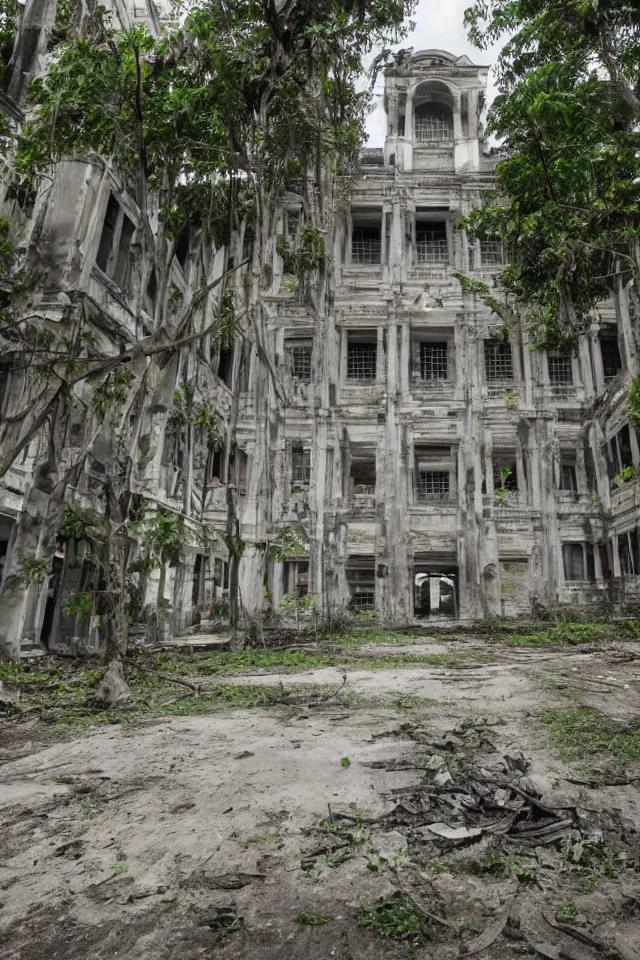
[[415, 221, 448, 265], [350, 454, 376, 496], [351, 209, 382, 264], [484, 340, 513, 381], [291, 445, 311, 486], [548, 352, 573, 385], [600, 335, 622, 381], [286, 341, 312, 382], [420, 342, 448, 380], [347, 558, 375, 611], [414, 103, 453, 142], [562, 542, 595, 582], [347, 338, 377, 381], [415, 446, 453, 502], [95, 194, 135, 289]]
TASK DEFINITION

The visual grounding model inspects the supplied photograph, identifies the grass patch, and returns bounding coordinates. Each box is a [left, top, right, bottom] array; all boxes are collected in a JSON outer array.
[[492, 619, 640, 647], [359, 892, 435, 946], [297, 912, 333, 925], [541, 707, 640, 763], [471, 851, 537, 886], [328, 630, 427, 647]]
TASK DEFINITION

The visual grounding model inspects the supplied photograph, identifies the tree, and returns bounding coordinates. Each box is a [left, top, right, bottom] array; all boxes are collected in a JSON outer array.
[[461, 0, 640, 348], [0, 0, 416, 658]]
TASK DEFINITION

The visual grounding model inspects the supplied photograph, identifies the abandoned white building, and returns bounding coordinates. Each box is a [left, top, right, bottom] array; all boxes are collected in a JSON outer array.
[[2, 37, 640, 655], [228, 49, 640, 623]]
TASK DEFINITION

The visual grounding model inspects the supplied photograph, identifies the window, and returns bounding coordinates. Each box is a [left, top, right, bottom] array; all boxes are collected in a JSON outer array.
[[347, 559, 375, 611], [217, 346, 233, 387], [351, 209, 382, 264], [242, 226, 255, 262], [415, 222, 448, 265], [420, 342, 448, 380], [600, 336, 622, 381], [493, 460, 518, 492], [414, 104, 453, 142], [559, 463, 577, 493], [286, 343, 312, 382], [562, 542, 595, 582], [417, 471, 450, 501], [415, 446, 453, 502], [484, 340, 513, 381], [350, 457, 376, 496], [351, 227, 381, 264], [284, 210, 300, 251], [291, 445, 311, 486], [480, 240, 504, 267], [347, 340, 377, 381], [96, 194, 135, 289], [285, 560, 309, 598], [618, 533, 635, 576], [548, 352, 573, 385]]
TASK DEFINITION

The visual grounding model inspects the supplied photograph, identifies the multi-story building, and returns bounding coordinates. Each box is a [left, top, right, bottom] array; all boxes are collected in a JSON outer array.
[[229, 48, 640, 623]]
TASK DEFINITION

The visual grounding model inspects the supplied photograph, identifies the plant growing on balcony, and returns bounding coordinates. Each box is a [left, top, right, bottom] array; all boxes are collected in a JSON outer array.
[[612, 466, 637, 487]]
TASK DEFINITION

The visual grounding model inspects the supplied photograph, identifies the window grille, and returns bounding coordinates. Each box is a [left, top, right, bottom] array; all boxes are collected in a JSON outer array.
[[415, 226, 448, 264], [600, 337, 622, 380], [420, 342, 448, 380], [347, 567, 375, 611], [414, 106, 454, 143], [480, 240, 504, 267], [291, 445, 311, 485], [287, 345, 312, 382], [548, 353, 573, 385], [417, 471, 450, 501], [484, 340, 513, 381], [351, 227, 381, 264], [347, 342, 377, 381]]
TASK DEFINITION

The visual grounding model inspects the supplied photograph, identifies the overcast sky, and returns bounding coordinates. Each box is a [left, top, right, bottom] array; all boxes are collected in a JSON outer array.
[[365, 0, 501, 145]]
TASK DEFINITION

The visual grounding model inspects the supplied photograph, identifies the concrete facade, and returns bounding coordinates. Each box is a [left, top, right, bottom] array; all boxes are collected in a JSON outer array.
[[227, 49, 640, 624]]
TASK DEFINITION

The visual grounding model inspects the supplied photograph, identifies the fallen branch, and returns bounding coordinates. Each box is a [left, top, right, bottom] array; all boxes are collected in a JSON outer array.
[[128, 663, 201, 697], [459, 903, 512, 956], [307, 673, 347, 706]]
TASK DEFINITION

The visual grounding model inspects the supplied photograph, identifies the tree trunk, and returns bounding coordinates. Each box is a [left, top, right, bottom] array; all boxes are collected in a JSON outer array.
[[92, 659, 131, 707]]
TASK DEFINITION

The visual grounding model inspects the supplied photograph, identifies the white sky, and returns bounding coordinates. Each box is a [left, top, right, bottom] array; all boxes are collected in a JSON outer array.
[[365, 0, 501, 145]]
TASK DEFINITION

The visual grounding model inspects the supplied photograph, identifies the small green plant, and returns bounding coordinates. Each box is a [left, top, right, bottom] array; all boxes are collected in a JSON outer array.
[[591, 493, 600, 505], [475, 851, 537, 885], [613, 465, 637, 487], [297, 912, 333, 926], [504, 391, 518, 409], [340, 757, 351, 768], [555, 901, 581, 924], [359, 892, 435, 946], [113, 862, 128, 875], [21, 556, 49, 584], [428, 860, 456, 874], [61, 592, 94, 622]]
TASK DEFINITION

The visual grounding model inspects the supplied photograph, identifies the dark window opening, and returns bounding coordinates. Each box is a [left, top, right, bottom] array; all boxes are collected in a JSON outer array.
[[242, 226, 255, 262], [420, 342, 448, 380], [548, 352, 573, 385], [291, 445, 311, 486], [176, 228, 190, 269], [562, 542, 595, 582], [493, 460, 518, 492], [484, 340, 513, 381], [217, 346, 233, 387], [192, 554, 207, 610], [398, 114, 405, 136], [600, 336, 622, 380], [96, 195, 119, 272], [559, 463, 577, 493], [619, 533, 635, 577], [415, 221, 448, 264], [350, 458, 376, 496], [347, 340, 377, 381], [619, 424, 633, 470]]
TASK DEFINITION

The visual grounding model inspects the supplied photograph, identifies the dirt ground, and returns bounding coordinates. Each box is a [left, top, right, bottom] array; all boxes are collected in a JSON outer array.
[[1, 629, 640, 959]]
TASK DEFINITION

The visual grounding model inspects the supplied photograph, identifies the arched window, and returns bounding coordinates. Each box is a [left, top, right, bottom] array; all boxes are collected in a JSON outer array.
[[414, 103, 453, 143], [413, 81, 454, 144]]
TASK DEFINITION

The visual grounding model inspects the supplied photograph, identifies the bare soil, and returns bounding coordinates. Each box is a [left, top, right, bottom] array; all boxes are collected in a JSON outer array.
[[1, 632, 640, 959]]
